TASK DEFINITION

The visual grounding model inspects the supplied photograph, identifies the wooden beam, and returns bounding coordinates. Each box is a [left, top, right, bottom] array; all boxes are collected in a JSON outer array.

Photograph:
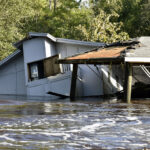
[[126, 63, 133, 103], [70, 64, 78, 100], [57, 57, 124, 65]]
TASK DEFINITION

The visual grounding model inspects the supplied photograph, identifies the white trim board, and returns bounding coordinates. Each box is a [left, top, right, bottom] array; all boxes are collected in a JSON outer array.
[[125, 57, 150, 63]]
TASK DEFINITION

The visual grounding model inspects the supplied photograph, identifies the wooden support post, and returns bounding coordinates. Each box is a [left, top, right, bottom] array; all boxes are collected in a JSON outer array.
[[126, 63, 133, 103], [70, 64, 78, 100], [124, 63, 128, 101]]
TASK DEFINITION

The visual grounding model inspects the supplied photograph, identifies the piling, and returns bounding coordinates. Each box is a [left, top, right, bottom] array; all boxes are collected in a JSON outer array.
[[126, 63, 132, 103], [70, 64, 78, 100]]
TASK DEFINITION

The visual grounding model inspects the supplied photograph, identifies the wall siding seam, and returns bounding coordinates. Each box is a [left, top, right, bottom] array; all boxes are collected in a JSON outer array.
[[0, 70, 25, 77]]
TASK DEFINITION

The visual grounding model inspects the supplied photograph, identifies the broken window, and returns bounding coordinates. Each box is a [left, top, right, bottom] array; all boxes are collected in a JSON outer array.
[[44, 55, 60, 77], [28, 55, 60, 81]]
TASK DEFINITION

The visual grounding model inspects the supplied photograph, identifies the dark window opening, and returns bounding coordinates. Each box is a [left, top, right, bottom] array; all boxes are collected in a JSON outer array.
[[28, 55, 60, 81]]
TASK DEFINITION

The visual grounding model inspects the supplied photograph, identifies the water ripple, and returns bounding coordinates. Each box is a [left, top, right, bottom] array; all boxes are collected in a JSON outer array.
[[0, 99, 150, 149]]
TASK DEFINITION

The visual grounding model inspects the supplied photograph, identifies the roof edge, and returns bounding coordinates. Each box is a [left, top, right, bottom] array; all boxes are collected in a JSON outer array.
[[14, 32, 105, 50], [56, 38, 105, 47], [0, 50, 22, 67], [14, 32, 57, 49], [28, 32, 57, 42]]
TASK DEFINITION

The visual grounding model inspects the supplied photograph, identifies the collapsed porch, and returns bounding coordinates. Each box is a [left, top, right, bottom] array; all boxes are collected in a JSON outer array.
[[57, 37, 150, 103]]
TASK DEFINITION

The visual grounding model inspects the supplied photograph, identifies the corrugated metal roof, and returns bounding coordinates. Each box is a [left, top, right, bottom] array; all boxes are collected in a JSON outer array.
[[67, 46, 127, 60]]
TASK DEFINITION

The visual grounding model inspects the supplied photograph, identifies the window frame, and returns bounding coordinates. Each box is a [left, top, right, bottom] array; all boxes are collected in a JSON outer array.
[[28, 55, 60, 82]]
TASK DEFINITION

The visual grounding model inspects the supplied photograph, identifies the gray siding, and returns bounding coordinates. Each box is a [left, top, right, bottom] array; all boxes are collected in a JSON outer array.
[[0, 55, 26, 95], [26, 73, 71, 98], [56, 43, 103, 96], [56, 43, 97, 59], [45, 39, 56, 57], [23, 38, 46, 63]]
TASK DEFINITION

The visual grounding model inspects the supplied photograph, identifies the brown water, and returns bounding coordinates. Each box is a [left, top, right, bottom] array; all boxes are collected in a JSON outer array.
[[0, 97, 150, 149]]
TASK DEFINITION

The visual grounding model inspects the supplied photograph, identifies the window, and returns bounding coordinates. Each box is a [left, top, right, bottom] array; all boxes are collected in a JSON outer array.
[[28, 55, 60, 81]]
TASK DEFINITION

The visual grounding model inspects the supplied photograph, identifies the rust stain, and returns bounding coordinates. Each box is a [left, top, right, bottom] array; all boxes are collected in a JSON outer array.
[[67, 46, 127, 60]]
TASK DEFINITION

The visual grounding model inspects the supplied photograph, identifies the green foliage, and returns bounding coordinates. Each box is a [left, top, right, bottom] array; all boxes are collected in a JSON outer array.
[[0, 0, 150, 60], [77, 10, 129, 43], [89, 0, 122, 15], [139, 0, 150, 35], [118, 0, 142, 37], [0, 0, 46, 60]]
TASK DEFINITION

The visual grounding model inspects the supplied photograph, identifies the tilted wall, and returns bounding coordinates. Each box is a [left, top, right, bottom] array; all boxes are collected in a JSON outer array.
[[101, 65, 124, 95], [57, 43, 103, 96], [22, 39, 103, 97]]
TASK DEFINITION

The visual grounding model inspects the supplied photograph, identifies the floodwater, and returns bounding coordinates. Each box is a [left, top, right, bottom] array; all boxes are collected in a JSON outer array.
[[0, 97, 150, 149]]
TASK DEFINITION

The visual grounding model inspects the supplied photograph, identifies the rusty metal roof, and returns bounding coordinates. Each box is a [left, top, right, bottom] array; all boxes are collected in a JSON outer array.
[[67, 46, 127, 60], [57, 39, 142, 64], [58, 46, 127, 64]]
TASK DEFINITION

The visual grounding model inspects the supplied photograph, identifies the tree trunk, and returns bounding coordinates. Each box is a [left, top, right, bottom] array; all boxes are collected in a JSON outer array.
[[49, 0, 52, 10], [54, 0, 57, 12]]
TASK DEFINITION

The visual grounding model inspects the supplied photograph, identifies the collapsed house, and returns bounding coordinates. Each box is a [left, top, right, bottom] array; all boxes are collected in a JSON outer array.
[[0, 32, 104, 99], [0, 32, 149, 102]]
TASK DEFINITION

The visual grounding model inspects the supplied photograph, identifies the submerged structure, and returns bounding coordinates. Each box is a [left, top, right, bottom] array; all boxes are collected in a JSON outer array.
[[58, 37, 150, 102], [0, 33, 149, 102], [0, 32, 104, 99]]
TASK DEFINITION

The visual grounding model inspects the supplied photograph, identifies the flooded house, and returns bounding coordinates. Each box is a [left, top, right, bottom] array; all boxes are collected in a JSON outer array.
[[0, 32, 149, 101], [0, 32, 104, 99]]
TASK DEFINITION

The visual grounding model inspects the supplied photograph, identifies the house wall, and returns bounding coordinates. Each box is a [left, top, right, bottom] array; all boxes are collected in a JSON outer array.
[[57, 43, 96, 59], [45, 39, 56, 57], [22, 38, 103, 97], [23, 38, 46, 85], [57, 43, 103, 96], [26, 72, 71, 98], [0, 55, 26, 95], [23, 37, 59, 97], [23, 38, 56, 83], [23, 38, 46, 63]]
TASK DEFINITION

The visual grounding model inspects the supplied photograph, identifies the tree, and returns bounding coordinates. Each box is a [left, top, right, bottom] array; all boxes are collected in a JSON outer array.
[[0, 0, 46, 60], [34, 0, 87, 39], [89, 0, 122, 15], [1, 0, 149, 61], [118, 0, 142, 37], [77, 10, 129, 43], [139, 0, 150, 35]]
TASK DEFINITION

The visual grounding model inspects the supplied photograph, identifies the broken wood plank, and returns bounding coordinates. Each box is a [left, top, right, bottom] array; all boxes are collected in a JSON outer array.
[[47, 91, 69, 98]]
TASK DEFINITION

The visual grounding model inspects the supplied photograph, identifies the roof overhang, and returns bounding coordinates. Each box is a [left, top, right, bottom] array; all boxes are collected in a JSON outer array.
[[56, 38, 104, 47], [14, 32, 57, 50]]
